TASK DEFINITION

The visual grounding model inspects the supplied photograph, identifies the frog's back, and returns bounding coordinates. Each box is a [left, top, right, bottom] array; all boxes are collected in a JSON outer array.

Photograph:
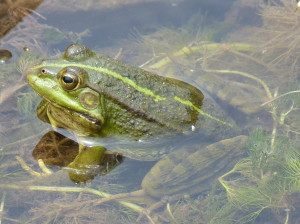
[[85, 55, 206, 133]]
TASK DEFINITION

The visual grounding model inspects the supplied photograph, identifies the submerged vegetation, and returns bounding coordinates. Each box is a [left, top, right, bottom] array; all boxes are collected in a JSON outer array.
[[214, 130, 300, 224], [0, 0, 300, 223]]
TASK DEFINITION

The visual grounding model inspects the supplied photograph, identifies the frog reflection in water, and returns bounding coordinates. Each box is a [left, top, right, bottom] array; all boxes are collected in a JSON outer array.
[[27, 44, 249, 206]]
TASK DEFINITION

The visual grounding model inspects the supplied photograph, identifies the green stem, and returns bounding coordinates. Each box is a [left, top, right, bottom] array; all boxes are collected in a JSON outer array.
[[284, 208, 290, 224], [261, 90, 300, 106], [149, 43, 254, 69], [1, 132, 45, 153], [0, 184, 144, 213], [0, 193, 6, 224], [203, 68, 273, 100]]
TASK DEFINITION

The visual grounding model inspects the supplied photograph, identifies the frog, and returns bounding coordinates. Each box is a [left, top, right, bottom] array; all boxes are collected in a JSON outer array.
[[26, 44, 250, 208]]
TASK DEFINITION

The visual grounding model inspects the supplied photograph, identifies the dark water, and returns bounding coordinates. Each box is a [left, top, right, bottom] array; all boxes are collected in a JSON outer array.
[[0, 0, 299, 223], [44, 0, 235, 48]]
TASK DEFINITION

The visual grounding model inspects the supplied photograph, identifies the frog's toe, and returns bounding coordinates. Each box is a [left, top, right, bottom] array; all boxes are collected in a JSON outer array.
[[16, 156, 53, 177]]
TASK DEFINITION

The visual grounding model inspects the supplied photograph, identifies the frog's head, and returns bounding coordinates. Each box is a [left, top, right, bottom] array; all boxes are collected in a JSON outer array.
[[27, 44, 104, 136]]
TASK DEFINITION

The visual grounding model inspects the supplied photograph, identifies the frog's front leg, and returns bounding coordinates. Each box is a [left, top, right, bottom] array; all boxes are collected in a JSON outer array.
[[67, 145, 106, 183]]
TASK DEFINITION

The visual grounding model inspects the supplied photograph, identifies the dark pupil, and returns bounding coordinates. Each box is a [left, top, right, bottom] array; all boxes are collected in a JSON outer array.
[[63, 75, 74, 83]]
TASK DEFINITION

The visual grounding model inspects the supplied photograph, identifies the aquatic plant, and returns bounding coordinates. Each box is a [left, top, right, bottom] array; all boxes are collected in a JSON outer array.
[[212, 129, 300, 224]]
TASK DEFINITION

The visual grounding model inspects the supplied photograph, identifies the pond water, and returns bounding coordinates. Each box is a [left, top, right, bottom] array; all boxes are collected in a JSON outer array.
[[0, 0, 300, 223]]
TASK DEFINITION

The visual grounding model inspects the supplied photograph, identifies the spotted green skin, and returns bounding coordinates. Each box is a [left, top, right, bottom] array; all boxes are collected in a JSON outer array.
[[27, 44, 245, 191]]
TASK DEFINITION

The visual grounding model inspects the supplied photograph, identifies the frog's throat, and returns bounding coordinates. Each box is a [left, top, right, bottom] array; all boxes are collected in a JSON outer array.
[[45, 100, 102, 134], [33, 63, 233, 127]]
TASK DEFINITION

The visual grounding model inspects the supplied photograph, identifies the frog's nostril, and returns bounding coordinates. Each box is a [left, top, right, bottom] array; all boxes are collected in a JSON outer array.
[[40, 68, 51, 77]]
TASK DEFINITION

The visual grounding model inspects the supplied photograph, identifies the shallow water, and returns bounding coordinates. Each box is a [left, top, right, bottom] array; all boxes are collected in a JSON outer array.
[[0, 0, 300, 223]]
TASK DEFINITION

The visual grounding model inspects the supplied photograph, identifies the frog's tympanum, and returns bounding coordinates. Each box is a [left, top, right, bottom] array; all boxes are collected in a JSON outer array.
[[27, 44, 248, 206]]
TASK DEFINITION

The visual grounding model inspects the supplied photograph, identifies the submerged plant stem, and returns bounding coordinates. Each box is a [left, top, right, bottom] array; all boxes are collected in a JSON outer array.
[[227, 49, 273, 71], [284, 208, 290, 224], [270, 119, 277, 153], [149, 43, 254, 69], [1, 132, 45, 153], [0, 193, 6, 224], [261, 90, 300, 106], [203, 68, 273, 100], [0, 184, 144, 213], [166, 203, 178, 224]]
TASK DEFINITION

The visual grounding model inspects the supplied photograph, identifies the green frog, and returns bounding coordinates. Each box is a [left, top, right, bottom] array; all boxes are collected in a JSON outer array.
[[27, 44, 249, 202]]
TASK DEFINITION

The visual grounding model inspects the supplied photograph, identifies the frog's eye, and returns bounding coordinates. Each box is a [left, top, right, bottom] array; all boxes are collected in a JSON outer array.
[[58, 67, 81, 91], [64, 44, 95, 61]]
